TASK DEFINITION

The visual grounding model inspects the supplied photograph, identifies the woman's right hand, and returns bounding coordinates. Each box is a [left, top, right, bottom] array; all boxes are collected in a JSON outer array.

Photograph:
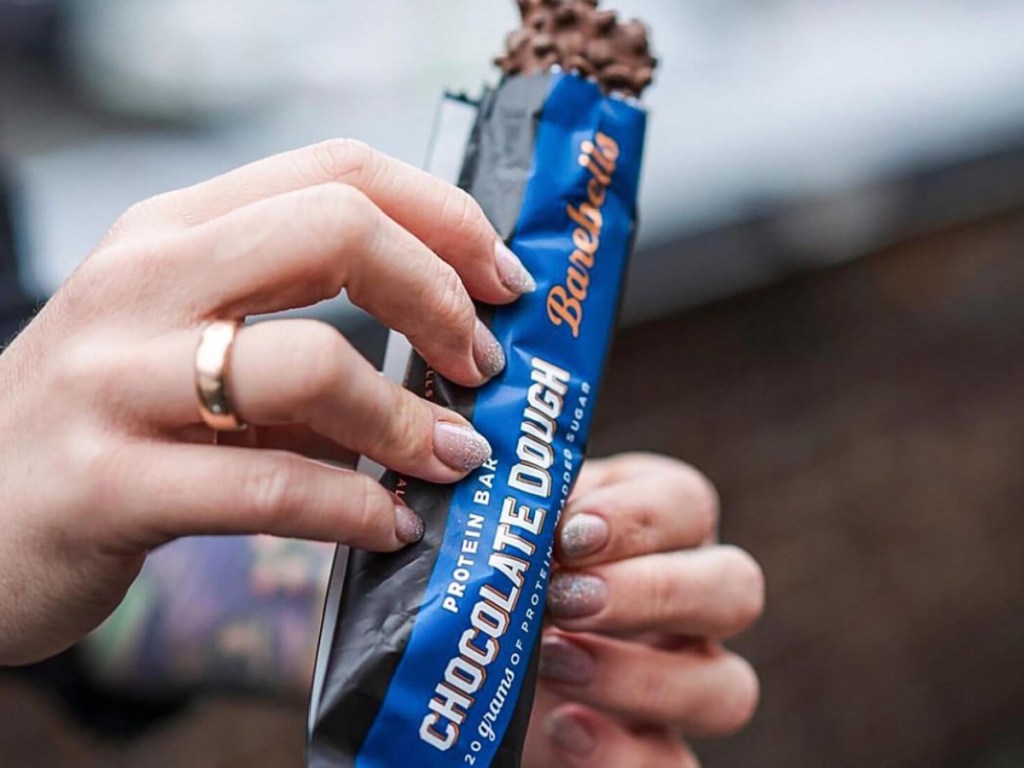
[[0, 139, 536, 666]]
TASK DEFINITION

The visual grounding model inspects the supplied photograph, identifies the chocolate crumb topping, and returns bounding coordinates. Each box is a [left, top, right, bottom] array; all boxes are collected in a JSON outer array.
[[495, 0, 658, 97]]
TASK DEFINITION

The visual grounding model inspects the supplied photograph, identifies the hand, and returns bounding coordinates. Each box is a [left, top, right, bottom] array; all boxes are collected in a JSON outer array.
[[524, 454, 765, 767], [0, 140, 537, 666]]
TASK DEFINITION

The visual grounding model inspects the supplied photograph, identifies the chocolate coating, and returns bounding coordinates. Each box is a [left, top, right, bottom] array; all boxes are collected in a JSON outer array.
[[495, 0, 658, 97]]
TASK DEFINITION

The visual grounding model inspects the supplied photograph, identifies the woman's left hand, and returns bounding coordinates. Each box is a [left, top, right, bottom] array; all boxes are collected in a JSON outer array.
[[524, 454, 765, 768]]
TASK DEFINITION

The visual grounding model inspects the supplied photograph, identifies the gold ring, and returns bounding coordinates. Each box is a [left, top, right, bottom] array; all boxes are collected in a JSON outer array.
[[195, 320, 248, 433]]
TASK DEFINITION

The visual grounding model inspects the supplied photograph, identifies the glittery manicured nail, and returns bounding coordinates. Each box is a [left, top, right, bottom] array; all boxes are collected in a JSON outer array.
[[394, 504, 425, 545], [473, 319, 506, 381], [539, 636, 595, 685], [434, 422, 493, 473], [547, 572, 608, 619], [546, 710, 597, 758], [560, 513, 609, 560], [495, 241, 538, 295]]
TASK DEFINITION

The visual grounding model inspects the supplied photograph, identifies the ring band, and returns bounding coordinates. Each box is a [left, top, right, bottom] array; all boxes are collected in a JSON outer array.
[[196, 320, 248, 432]]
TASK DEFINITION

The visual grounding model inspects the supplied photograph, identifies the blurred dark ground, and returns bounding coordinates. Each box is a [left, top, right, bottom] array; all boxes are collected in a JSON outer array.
[[599, 212, 1024, 767], [2, 2, 1024, 766]]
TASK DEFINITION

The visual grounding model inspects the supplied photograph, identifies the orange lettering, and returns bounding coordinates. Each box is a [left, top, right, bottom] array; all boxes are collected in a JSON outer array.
[[595, 132, 621, 162], [567, 203, 602, 238], [578, 152, 611, 186], [567, 266, 590, 301], [573, 227, 597, 256], [592, 148, 614, 175], [551, 131, 621, 338], [570, 248, 595, 269], [547, 287, 582, 338]]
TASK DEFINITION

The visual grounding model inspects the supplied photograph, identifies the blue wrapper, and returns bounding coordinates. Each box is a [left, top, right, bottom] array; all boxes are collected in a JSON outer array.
[[308, 71, 648, 768]]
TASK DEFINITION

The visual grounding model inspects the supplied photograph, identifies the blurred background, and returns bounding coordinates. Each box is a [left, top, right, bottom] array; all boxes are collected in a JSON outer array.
[[2, 0, 1024, 766]]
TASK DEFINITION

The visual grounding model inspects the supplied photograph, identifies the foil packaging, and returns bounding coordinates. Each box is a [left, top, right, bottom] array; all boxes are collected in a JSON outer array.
[[308, 70, 649, 768]]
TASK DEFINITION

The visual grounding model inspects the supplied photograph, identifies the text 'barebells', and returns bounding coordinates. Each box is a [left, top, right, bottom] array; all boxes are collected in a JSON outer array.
[[547, 132, 620, 338]]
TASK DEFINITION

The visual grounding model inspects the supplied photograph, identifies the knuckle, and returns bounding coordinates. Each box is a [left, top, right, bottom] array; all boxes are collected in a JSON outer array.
[[78, 236, 168, 307], [287, 322, 348, 408], [108, 195, 165, 238], [51, 339, 123, 399], [428, 261, 475, 336], [438, 187, 484, 240], [621, 502, 658, 557], [239, 460, 301, 526], [87, 240, 136, 275], [307, 183, 373, 246], [381, 384, 434, 463], [345, 477, 391, 542], [311, 138, 377, 186], [51, 342, 97, 391], [337, 188, 382, 256], [646, 557, 681, 628], [299, 184, 376, 299]]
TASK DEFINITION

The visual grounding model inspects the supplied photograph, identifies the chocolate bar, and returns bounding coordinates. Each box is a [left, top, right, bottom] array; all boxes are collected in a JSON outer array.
[[308, 3, 656, 766], [496, 0, 657, 98]]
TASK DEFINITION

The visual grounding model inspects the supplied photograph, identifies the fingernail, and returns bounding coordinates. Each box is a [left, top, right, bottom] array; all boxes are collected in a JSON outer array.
[[560, 513, 609, 560], [495, 241, 538, 295], [547, 572, 608, 619], [394, 503, 425, 545], [539, 636, 595, 685], [546, 710, 597, 758], [434, 422, 493, 473], [473, 320, 506, 381]]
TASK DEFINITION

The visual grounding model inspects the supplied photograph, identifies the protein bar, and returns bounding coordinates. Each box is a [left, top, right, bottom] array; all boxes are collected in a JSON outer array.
[[308, 3, 656, 766]]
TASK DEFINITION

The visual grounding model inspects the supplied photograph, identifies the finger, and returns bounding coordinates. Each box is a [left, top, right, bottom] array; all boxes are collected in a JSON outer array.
[[94, 442, 425, 553], [220, 425, 359, 466], [110, 139, 535, 304], [169, 184, 505, 386], [558, 458, 719, 566], [570, 453, 693, 496], [539, 633, 760, 737], [133, 321, 493, 484], [170, 424, 358, 466], [566, 455, 640, 500], [544, 705, 699, 768], [547, 546, 766, 639]]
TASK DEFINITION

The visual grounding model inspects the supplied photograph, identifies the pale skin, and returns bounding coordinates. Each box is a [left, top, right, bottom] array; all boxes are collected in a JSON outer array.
[[525, 454, 763, 767], [0, 139, 763, 765]]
